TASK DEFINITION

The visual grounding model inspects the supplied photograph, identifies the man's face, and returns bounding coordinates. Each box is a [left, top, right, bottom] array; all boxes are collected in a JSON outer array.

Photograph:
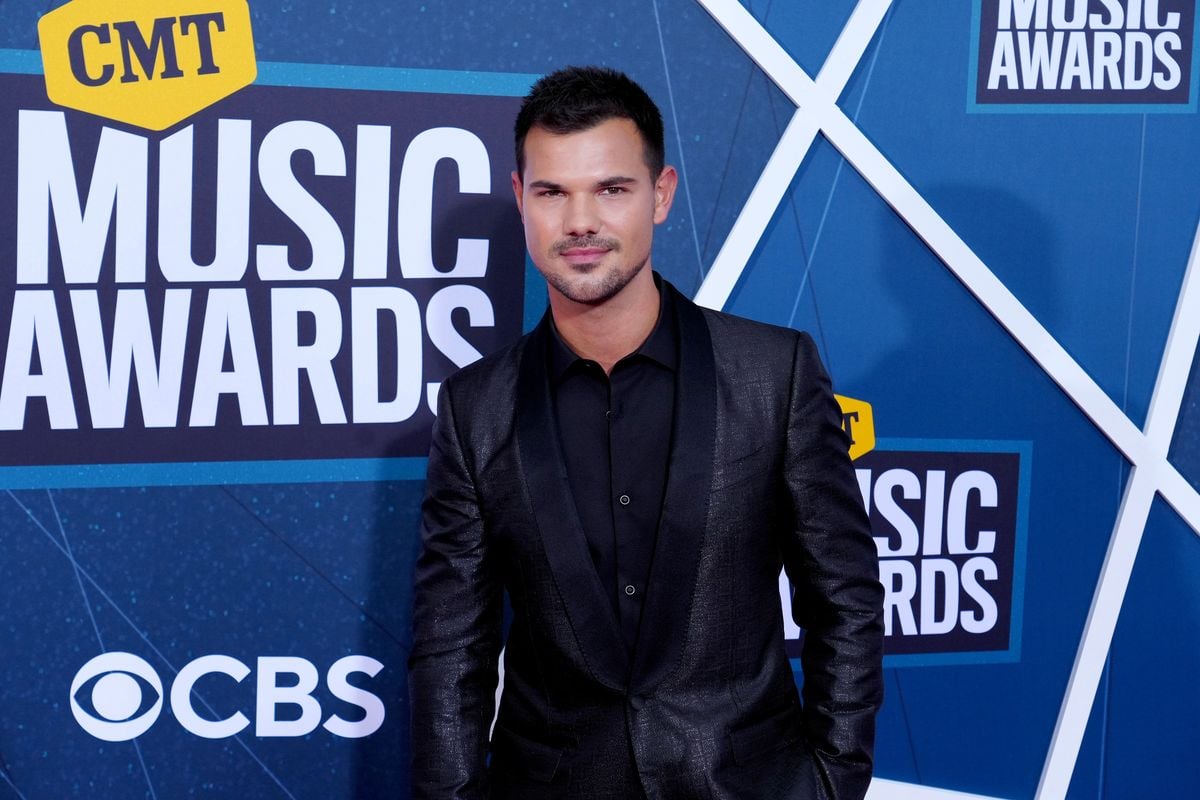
[[512, 117, 677, 306]]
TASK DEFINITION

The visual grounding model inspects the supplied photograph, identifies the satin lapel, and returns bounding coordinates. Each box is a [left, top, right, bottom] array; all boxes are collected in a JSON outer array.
[[515, 318, 630, 689], [630, 286, 717, 693]]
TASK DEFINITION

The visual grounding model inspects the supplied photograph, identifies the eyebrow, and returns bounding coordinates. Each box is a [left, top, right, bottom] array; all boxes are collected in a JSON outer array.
[[596, 176, 638, 188], [527, 176, 640, 191]]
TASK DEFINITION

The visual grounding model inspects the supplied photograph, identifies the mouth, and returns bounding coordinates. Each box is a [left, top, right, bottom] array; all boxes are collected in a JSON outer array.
[[554, 237, 619, 267], [559, 247, 610, 266]]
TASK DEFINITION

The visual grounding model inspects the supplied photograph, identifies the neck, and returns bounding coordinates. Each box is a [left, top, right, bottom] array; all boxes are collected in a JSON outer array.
[[550, 268, 660, 374]]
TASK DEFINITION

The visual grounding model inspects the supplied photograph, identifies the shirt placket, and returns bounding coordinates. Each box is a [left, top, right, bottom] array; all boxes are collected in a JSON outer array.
[[608, 367, 642, 647]]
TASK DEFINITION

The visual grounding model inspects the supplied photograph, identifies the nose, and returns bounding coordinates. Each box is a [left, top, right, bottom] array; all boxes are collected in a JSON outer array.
[[563, 194, 600, 237]]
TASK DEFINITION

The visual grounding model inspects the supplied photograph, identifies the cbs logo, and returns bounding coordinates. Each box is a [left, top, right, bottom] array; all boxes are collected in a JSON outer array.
[[71, 651, 385, 742], [70, 652, 163, 741]]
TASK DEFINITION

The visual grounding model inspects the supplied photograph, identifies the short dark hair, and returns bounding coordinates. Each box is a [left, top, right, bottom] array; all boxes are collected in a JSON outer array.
[[514, 65, 665, 180]]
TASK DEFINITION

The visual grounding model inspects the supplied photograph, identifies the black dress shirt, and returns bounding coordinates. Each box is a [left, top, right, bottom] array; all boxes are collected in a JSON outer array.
[[549, 287, 677, 653]]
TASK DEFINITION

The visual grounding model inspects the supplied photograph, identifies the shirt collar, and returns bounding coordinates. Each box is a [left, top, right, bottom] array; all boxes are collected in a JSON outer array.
[[548, 273, 679, 380]]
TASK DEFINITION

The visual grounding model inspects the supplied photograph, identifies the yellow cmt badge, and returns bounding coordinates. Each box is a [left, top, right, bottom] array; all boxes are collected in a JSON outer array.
[[834, 395, 875, 461], [38, 0, 256, 131]]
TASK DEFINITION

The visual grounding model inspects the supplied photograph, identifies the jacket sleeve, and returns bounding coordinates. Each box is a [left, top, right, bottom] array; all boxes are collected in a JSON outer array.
[[781, 332, 884, 800], [409, 379, 502, 800]]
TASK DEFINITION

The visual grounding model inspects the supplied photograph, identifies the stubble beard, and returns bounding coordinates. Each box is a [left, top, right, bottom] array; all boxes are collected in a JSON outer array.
[[541, 237, 649, 306]]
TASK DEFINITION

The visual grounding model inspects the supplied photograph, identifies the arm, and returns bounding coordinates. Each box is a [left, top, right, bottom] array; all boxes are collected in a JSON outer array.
[[781, 332, 884, 800], [409, 380, 502, 800]]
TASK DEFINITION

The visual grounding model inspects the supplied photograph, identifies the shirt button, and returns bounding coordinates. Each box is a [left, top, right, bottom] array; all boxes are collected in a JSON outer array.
[[625, 584, 636, 596], [618, 494, 630, 505]]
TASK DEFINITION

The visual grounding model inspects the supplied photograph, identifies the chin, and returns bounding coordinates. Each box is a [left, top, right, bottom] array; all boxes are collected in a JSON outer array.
[[555, 281, 618, 306], [559, 275, 624, 305], [547, 261, 648, 306]]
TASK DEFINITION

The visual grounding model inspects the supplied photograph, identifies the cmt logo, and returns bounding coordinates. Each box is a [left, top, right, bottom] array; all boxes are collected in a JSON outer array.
[[38, 0, 256, 130], [70, 652, 385, 742], [835, 394, 876, 461]]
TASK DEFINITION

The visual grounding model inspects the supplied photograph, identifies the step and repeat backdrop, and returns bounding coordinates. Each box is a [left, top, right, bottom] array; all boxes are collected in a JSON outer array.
[[1, 1, 1198, 798]]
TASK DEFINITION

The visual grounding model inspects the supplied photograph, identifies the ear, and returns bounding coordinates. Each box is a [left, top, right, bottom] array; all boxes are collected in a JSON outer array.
[[652, 165, 678, 225], [511, 170, 524, 220]]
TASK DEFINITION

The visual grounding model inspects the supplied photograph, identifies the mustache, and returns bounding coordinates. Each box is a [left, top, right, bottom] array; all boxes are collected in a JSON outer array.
[[553, 236, 620, 254]]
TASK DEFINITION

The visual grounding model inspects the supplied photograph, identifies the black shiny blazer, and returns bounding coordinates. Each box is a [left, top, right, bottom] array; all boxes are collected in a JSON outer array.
[[410, 281, 883, 800]]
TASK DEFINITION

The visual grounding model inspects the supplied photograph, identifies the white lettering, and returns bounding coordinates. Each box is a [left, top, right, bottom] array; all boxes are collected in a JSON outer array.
[[1060, 30, 1093, 90], [1018, 30, 1064, 89], [424, 284, 494, 412], [322, 655, 386, 739], [0, 291, 77, 429], [70, 289, 190, 428], [1093, 32, 1124, 89], [17, 110, 147, 285], [778, 571, 802, 640], [189, 288, 268, 426], [257, 121, 347, 280], [170, 655, 251, 739], [1090, 0, 1126, 30], [998, 0, 1049, 30], [880, 560, 918, 637], [1144, 0, 1181, 30], [1051, 0, 1088, 30], [271, 287, 347, 425], [921, 470, 946, 556], [920, 558, 959, 635], [159, 121, 251, 282], [255, 657, 322, 738], [960, 557, 1000, 634], [947, 470, 998, 555], [873, 468, 920, 557], [1124, 31, 1155, 89], [988, 32, 1021, 89], [397, 127, 491, 279], [352, 125, 392, 280], [1153, 31, 1183, 90], [350, 286, 422, 424]]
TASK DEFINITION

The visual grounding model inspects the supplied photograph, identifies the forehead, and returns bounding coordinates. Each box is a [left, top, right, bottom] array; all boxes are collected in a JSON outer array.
[[521, 118, 651, 182]]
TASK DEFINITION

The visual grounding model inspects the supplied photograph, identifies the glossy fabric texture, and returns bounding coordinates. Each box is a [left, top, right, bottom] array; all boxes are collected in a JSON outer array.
[[409, 281, 884, 800]]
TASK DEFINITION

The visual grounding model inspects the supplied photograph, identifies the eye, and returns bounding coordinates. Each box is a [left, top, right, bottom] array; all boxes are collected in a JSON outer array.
[[600, 186, 627, 196]]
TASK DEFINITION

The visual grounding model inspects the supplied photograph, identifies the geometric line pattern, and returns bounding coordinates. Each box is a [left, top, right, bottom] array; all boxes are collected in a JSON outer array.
[[50, 488, 160, 800], [6, 490, 299, 799], [689, 1, 1200, 798], [0, 764, 29, 800]]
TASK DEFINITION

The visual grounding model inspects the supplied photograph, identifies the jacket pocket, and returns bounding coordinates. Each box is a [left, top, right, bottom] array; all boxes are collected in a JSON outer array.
[[489, 723, 564, 783], [728, 703, 803, 766]]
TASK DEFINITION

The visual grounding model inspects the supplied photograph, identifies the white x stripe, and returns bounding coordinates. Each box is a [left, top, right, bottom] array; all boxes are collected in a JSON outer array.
[[690, 1, 1200, 799], [693, 0, 893, 310]]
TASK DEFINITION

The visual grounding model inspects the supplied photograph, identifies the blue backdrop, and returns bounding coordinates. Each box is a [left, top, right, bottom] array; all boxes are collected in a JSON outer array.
[[2, 1, 1198, 798]]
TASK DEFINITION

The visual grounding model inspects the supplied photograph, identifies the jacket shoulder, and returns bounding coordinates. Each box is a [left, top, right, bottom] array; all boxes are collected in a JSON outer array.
[[440, 332, 530, 413], [694, 305, 817, 375], [698, 305, 808, 345]]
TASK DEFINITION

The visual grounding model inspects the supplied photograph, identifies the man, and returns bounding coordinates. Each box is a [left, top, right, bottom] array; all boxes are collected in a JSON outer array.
[[410, 66, 883, 800]]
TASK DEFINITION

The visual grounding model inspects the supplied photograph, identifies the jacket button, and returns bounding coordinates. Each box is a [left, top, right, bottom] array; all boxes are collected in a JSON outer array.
[[624, 584, 636, 596], [618, 494, 630, 505]]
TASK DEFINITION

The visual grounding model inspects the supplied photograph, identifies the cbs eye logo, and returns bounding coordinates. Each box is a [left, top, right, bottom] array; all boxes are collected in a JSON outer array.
[[70, 652, 163, 742], [70, 651, 386, 740]]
